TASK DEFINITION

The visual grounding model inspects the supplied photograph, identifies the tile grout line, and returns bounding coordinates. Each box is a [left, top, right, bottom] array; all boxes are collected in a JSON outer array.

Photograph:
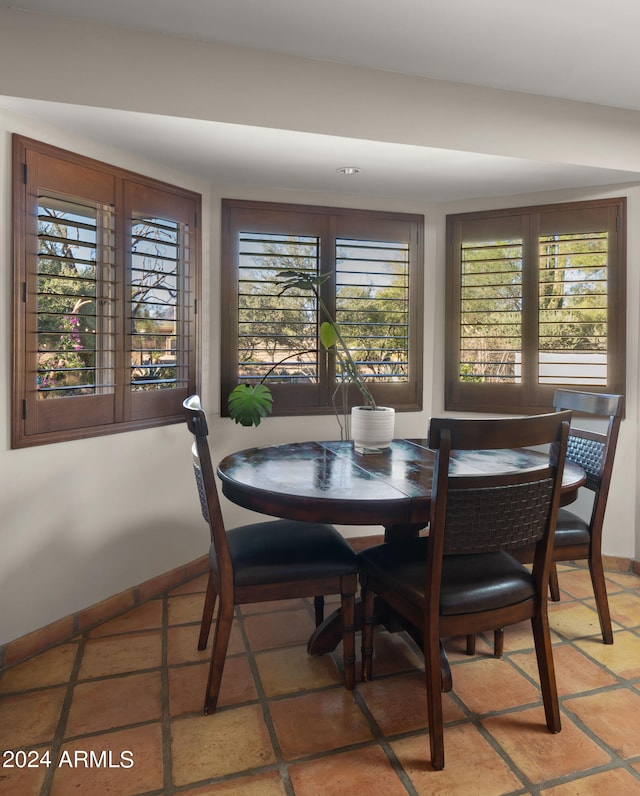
[[160, 590, 176, 796], [478, 580, 640, 790], [1, 567, 638, 793], [166, 602, 300, 793], [238, 603, 303, 796], [349, 679, 421, 795], [38, 634, 86, 796]]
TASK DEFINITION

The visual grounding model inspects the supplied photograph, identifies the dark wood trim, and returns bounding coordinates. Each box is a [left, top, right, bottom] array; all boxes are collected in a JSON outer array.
[[445, 197, 626, 414], [12, 135, 201, 447], [220, 198, 424, 417]]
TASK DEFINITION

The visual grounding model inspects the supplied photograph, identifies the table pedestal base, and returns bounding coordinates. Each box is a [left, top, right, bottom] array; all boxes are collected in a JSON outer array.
[[307, 600, 453, 692]]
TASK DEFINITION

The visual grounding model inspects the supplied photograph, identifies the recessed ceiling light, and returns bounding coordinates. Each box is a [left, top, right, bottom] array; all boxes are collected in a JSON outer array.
[[336, 166, 360, 175]]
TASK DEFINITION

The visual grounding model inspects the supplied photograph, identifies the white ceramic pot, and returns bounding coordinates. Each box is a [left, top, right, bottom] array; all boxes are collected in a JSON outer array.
[[351, 405, 395, 453]]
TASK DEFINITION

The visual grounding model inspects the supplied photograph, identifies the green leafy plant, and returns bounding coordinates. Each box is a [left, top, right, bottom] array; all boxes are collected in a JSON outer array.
[[228, 347, 317, 426], [228, 382, 273, 427], [227, 270, 376, 427]]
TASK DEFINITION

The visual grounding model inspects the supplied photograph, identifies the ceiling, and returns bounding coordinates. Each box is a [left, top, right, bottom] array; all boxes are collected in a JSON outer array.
[[3, 0, 640, 201]]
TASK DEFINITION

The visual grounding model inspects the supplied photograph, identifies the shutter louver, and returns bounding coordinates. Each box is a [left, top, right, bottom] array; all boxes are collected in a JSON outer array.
[[237, 232, 320, 384], [130, 215, 192, 391], [13, 135, 200, 446], [446, 198, 624, 413], [459, 239, 523, 383], [538, 232, 608, 386], [335, 238, 410, 384], [36, 195, 116, 399], [221, 199, 423, 416]]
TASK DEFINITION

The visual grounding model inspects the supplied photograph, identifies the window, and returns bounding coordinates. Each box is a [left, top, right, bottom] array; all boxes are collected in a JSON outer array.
[[445, 198, 626, 413], [221, 200, 424, 415], [12, 135, 200, 447]]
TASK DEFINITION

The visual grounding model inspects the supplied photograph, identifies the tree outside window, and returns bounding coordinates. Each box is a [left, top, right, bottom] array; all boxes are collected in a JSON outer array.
[[220, 200, 424, 417], [445, 198, 625, 413]]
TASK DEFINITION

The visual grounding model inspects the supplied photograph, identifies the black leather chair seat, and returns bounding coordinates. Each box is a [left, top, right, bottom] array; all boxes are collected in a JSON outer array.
[[552, 508, 591, 548], [360, 537, 534, 615], [211, 520, 359, 587]]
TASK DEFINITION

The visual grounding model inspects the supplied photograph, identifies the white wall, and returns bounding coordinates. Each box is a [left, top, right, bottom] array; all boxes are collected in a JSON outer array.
[[0, 109, 435, 645], [4, 8, 640, 172], [0, 109, 212, 645], [0, 7, 639, 646]]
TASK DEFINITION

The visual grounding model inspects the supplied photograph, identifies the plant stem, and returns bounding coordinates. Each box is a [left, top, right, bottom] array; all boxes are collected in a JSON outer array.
[[313, 288, 377, 409]]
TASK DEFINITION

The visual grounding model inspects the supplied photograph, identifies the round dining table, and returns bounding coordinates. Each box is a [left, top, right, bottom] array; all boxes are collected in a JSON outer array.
[[217, 438, 586, 657], [217, 437, 586, 537]]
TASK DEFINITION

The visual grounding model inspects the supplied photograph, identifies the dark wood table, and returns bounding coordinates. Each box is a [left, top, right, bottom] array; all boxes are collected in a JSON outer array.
[[217, 438, 585, 657], [218, 438, 585, 533]]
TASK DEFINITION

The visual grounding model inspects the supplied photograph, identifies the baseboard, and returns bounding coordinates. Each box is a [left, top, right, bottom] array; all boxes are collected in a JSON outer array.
[[0, 555, 209, 672]]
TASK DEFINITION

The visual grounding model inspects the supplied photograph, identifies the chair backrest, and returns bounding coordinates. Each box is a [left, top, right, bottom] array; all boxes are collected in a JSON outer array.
[[552, 389, 623, 538], [183, 395, 233, 591], [552, 390, 623, 491], [426, 412, 570, 600]]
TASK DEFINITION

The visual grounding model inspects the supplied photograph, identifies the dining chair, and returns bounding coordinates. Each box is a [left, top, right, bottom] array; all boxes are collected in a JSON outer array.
[[492, 390, 623, 654], [360, 412, 570, 770], [183, 395, 359, 714]]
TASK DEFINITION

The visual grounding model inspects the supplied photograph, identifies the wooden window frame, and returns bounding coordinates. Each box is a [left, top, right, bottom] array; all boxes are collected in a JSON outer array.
[[220, 199, 424, 417], [12, 135, 201, 447], [445, 198, 626, 414]]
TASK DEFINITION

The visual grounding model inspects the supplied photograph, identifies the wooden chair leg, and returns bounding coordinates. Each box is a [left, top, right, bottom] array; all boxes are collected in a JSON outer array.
[[439, 640, 453, 693], [589, 553, 614, 644], [494, 628, 504, 658], [313, 595, 325, 627], [549, 562, 561, 601], [340, 574, 357, 690], [425, 631, 445, 770], [465, 634, 476, 655], [198, 570, 217, 651], [204, 600, 234, 715], [361, 582, 376, 682], [530, 612, 561, 733]]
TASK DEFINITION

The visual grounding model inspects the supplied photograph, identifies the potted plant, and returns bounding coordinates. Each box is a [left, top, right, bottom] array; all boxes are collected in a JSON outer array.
[[228, 270, 395, 451]]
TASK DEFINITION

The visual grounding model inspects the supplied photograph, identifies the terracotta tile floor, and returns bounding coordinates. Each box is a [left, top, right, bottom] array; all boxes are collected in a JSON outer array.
[[1, 563, 639, 795]]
